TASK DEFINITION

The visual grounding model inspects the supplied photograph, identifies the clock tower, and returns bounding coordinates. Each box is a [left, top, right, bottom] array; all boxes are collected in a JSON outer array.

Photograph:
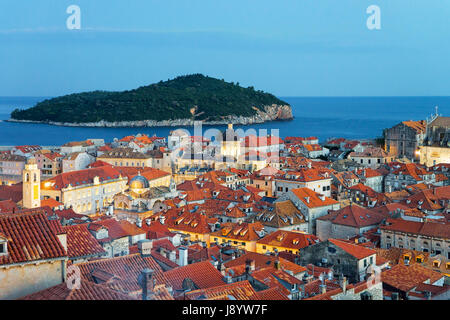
[[22, 158, 41, 209]]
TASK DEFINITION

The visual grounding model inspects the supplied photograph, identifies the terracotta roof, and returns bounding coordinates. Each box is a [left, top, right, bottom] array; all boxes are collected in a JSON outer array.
[[356, 168, 382, 178], [257, 230, 319, 250], [401, 186, 450, 212], [98, 147, 150, 159], [279, 168, 330, 183], [328, 239, 376, 260], [256, 287, 290, 300], [0, 183, 23, 203], [115, 166, 170, 182], [76, 253, 169, 294], [0, 199, 18, 213], [0, 153, 26, 162], [88, 219, 146, 242], [349, 147, 388, 158], [42, 166, 123, 190], [14, 145, 42, 153], [380, 218, 449, 239], [210, 222, 264, 242], [250, 266, 302, 295], [0, 211, 67, 265], [224, 252, 306, 276], [185, 280, 259, 300], [62, 140, 94, 147], [165, 210, 213, 235], [164, 261, 225, 293], [291, 188, 338, 208], [19, 281, 136, 300], [40, 198, 63, 209], [63, 224, 106, 259], [252, 200, 305, 228], [400, 120, 426, 134], [318, 204, 387, 228], [381, 263, 443, 292], [88, 160, 112, 168]]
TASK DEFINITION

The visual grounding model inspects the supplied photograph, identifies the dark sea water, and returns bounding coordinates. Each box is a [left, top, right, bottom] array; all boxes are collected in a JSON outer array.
[[0, 96, 449, 146]]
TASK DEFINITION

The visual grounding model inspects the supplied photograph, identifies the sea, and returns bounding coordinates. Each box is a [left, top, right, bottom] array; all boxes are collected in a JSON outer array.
[[0, 96, 449, 146]]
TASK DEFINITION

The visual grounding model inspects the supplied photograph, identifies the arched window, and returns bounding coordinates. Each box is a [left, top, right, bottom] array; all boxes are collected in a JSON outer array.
[[25, 173, 29, 182], [33, 173, 37, 182]]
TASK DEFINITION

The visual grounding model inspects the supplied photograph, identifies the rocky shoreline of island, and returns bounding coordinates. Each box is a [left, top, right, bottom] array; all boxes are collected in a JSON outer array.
[[8, 104, 293, 128]]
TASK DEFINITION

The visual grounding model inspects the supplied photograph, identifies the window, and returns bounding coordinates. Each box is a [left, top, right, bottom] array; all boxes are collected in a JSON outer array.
[[0, 242, 5, 254]]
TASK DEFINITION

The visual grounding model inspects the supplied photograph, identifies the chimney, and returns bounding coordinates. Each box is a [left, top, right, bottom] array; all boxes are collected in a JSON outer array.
[[305, 197, 310, 204], [169, 250, 177, 262], [138, 268, 155, 300], [138, 239, 153, 257], [136, 218, 142, 228], [146, 219, 151, 226], [339, 276, 347, 294], [274, 259, 281, 270], [319, 284, 327, 295], [159, 215, 166, 225], [223, 274, 233, 284], [178, 247, 188, 266]]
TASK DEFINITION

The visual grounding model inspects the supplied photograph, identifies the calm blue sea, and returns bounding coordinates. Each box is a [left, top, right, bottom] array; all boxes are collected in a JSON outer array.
[[0, 96, 449, 146]]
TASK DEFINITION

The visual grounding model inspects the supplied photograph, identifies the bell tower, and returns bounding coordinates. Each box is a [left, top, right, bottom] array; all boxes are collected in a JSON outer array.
[[22, 158, 41, 209]]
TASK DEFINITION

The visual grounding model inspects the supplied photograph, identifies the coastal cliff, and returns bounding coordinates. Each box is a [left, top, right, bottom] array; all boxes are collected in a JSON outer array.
[[10, 74, 293, 127], [8, 103, 293, 127]]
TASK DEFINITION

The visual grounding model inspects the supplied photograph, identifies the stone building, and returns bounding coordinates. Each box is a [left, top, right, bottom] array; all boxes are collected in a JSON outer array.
[[419, 115, 450, 167], [348, 147, 393, 169], [41, 166, 128, 215], [0, 153, 26, 185], [34, 150, 63, 177], [316, 204, 387, 241], [97, 147, 153, 167], [384, 120, 426, 161], [380, 218, 450, 259], [62, 152, 95, 173], [298, 238, 377, 283], [284, 187, 340, 234]]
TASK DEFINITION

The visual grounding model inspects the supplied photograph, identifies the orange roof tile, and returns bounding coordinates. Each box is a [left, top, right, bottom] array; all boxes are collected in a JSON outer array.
[[329, 238, 376, 260]]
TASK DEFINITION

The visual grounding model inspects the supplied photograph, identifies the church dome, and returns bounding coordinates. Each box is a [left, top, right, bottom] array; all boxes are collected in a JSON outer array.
[[130, 174, 149, 190]]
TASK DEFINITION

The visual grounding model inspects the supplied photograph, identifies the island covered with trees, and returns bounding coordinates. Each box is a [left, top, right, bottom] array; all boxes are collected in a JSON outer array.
[[10, 74, 292, 126]]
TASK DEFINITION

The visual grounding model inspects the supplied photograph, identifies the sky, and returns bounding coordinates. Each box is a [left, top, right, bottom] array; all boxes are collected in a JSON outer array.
[[0, 0, 449, 97]]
